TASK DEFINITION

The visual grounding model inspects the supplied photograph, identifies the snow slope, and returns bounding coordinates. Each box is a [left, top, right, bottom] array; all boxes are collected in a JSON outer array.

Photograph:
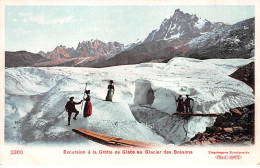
[[5, 57, 254, 145]]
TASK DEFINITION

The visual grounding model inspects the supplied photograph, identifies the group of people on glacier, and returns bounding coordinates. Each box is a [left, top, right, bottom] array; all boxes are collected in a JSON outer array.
[[65, 80, 115, 126], [175, 94, 194, 114], [65, 79, 194, 126]]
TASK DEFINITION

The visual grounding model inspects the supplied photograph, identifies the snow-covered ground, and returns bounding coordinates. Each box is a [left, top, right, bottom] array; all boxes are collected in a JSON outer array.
[[5, 57, 254, 145]]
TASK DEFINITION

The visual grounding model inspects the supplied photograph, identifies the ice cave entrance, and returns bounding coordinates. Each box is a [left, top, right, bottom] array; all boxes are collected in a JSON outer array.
[[134, 79, 154, 105]]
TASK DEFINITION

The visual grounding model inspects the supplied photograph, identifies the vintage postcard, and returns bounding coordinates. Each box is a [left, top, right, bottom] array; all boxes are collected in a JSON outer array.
[[0, 0, 259, 165]]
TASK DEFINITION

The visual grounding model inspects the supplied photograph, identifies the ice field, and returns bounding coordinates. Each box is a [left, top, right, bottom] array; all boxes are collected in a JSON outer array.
[[5, 57, 254, 145]]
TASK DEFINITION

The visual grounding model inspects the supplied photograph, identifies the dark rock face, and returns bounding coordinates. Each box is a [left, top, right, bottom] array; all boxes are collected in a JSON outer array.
[[144, 9, 228, 43], [5, 51, 48, 67], [183, 104, 255, 145], [230, 62, 254, 91]]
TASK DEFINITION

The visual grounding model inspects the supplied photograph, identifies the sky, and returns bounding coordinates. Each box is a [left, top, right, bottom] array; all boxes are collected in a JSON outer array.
[[5, 5, 255, 53]]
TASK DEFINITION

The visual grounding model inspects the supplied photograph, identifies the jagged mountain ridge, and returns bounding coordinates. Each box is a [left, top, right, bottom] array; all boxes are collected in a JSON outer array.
[[76, 9, 234, 67], [76, 38, 189, 67], [36, 39, 125, 66], [85, 17, 254, 68], [38, 8, 229, 66], [6, 9, 254, 68], [40, 39, 125, 60], [143, 9, 228, 43]]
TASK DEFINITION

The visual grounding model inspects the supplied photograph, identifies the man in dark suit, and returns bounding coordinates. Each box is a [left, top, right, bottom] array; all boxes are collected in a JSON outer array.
[[185, 95, 194, 113], [65, 97, 82, 125]]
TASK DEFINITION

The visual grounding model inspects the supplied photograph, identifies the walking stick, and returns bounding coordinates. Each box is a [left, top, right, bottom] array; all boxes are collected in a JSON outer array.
[[175, 96, 178, 112], [81, 83, 87, 110]]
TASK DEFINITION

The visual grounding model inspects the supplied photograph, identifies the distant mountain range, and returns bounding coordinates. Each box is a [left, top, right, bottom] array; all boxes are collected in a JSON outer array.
[[39, 40, 125, 59], [5, 9, 255, 68], [81, 17, 254, 68]]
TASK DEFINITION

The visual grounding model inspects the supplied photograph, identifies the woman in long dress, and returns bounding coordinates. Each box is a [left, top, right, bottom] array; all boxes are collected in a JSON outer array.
[[83, 90, 92, 117], [105, 80, 115, 101], [176, 94, 184, 113]]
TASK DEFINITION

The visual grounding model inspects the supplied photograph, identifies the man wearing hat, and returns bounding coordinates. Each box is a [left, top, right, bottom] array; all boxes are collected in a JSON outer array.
[[184, 94, 194, 114], [65, 97, 82, 125]]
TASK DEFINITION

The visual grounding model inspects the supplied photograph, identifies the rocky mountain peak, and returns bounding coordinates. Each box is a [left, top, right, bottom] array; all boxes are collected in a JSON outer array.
[[174, 8, 181, 14], [143, 9, 228, 43]]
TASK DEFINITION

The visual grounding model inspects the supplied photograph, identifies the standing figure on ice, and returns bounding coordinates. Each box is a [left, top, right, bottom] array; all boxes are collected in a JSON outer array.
[[83, 90, 92, 117], [184, 94, 194, 113], [106, 80, 115, 101], [176, 94, 184, 113], [65, 97, 82, 125]]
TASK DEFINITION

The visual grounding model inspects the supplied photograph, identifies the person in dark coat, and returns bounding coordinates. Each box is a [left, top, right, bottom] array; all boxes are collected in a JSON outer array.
[[184, 94, 194, 113], [65, 97, 82, 125], [83, 90, 92, 117], [106, 80, 115, 101], [176, 94, 184, 113]]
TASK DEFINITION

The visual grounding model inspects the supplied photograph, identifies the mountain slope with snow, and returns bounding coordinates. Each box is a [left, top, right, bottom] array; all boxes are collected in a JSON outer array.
[[5, 57, 254, 145], [143, 9, 228, 43], [88, 17, 254, 68], [184, 17, 255, 59]]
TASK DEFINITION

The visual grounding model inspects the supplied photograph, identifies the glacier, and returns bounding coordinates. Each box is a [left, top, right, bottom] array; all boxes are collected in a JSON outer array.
[[5, 57, 254, 145]]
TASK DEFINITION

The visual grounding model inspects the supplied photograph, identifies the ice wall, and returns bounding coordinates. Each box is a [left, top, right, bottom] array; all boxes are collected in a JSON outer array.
[[134, 79, 154, 105]]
